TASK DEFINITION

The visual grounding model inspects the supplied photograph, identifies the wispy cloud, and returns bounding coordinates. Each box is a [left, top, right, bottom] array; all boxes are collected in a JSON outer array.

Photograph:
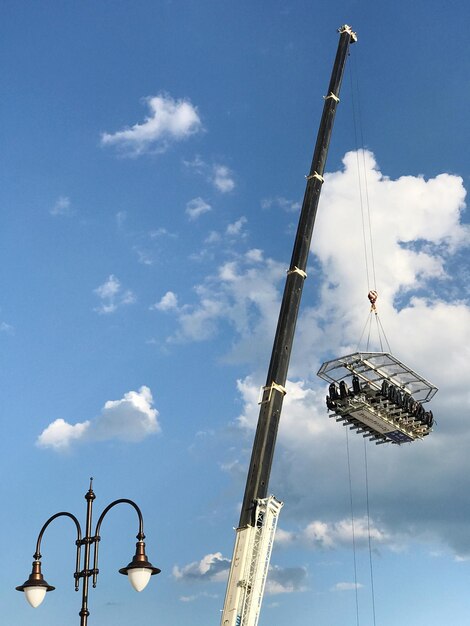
[[332, 582, 364, 592], [186, 197, 212, 221], [179, 591, 219, 603], [261, 196, 300, 213], [173, 552, 306, 595], [184, 155, 236, 193], [134, 247, 155, 266], [0, 321, 13, 333], [115, 210, 127, 228], [36, 386, 160, 451], [155, 255, 283, 346], [205, 231, 221, 244], [50, 196, 73, 216], [226, 216, 247, 237], [93, 275, 135, 314], [212, 165, 235, 193], [101, 93, 202, 156]]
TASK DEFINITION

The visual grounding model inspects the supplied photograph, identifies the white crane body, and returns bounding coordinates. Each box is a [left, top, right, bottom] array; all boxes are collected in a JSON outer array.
[[221, 497, 283, 626]]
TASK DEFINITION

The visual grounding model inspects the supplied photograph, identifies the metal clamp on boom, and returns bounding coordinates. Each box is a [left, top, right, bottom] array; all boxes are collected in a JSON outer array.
[[324, 92, 340, 103], [258, 382, 287, 404], [287, 266, 307, 279], [305, 171, 324, 183]]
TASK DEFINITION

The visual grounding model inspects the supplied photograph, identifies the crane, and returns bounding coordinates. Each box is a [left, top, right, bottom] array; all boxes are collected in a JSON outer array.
[[220, 25, 357, 626]]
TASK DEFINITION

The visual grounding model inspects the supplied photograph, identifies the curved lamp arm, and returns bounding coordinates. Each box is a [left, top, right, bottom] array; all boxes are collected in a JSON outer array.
[[34, 512, 83, 590], [95, 498, 145, 540], [16, 511, 83, 604], [92, 499, 145, 588], [34, 511, 83, 558]]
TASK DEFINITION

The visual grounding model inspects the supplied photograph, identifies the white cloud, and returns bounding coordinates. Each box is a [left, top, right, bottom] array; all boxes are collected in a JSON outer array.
[[50, 196, 72, 216], [212, 165, 235, 193], [101, 93, 202, 156], [92, 386, 159, 441], [94, 275, 135, 314], [161, 150, 470, 556], [173, 552, 306, 594], [332, 582, 364, 591], [116, 210, 127, 228], [186, 197, 212, 221], [183, 154, 206, 172], [205, 230, 221, 244], [36, 418, 90, 451], [161, 151, 469, 373], [314, 151, 467, 313], [245, 248, 263, 263], [173, 552, 230, 583], [151, 291, 179, 311], [261, 196, 301, 213], [0, 321, 13, 333], [36, 386, 160, 450], [179, 592, 219, 603], [236, 377, 331, 442], [226, 216, 247, 236], [303, 517, 390, 549], [159, 256, 284, 346], [134, 247, 155, 266], [265, 565, 307, 595], [131, 227, 178, 266], [150, 227, 177, 239], [184, 156, 236, 193]]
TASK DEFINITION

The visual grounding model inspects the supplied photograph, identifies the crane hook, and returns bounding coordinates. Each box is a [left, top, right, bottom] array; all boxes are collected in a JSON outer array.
[[368, 290, 378, 312]]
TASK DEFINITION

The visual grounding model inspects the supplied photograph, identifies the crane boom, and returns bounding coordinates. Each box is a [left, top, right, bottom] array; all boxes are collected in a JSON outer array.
[[220, 25, 356, 626]]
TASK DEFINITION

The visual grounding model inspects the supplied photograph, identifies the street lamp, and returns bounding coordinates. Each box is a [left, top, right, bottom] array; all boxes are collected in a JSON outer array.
[[16, 479, 160, 625]]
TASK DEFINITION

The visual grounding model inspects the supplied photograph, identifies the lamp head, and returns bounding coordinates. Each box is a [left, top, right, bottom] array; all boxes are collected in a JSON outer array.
[[119, 541, 160, 592], [16, 561, 55, 608]]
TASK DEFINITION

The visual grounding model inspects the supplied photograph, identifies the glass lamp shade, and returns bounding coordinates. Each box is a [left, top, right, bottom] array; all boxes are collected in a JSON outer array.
[[16, 561, 55, 607], [24, 586, 47, 608], [127, 567, 152, 592], [119, 541, 160, 591]]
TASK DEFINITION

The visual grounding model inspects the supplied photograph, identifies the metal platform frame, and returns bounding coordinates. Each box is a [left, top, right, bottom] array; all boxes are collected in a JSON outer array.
[[317, 352, 438, 445]]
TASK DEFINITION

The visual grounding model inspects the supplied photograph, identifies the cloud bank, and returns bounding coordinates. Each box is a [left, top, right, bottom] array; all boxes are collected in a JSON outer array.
[[155, 150, 470, 557], [37, 386, 160, 450]]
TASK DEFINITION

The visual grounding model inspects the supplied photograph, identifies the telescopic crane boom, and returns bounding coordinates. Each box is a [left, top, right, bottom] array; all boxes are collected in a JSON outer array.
[[220, 25, 357, 626]]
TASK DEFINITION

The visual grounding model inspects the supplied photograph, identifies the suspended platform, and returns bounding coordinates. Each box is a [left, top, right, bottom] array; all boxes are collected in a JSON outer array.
[[317, 352, 438, 445]]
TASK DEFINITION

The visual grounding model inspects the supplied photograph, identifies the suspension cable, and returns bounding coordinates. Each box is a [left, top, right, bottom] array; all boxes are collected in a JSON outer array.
[[376, 314, 392, 353], [349, 55, 392, 353], [356, 313, 371, 351], [349, 59, 371, 295], [363, 440, 377, 626], [346, 427, 360, 626], [355, 54, 378, 292]]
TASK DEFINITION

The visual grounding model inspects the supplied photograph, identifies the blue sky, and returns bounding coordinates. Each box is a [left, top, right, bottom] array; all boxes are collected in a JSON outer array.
[[3, 1, 470, 625]]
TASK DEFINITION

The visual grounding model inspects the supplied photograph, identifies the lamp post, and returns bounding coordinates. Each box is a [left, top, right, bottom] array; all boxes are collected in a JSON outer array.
[[16, 479, 160, 625]]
